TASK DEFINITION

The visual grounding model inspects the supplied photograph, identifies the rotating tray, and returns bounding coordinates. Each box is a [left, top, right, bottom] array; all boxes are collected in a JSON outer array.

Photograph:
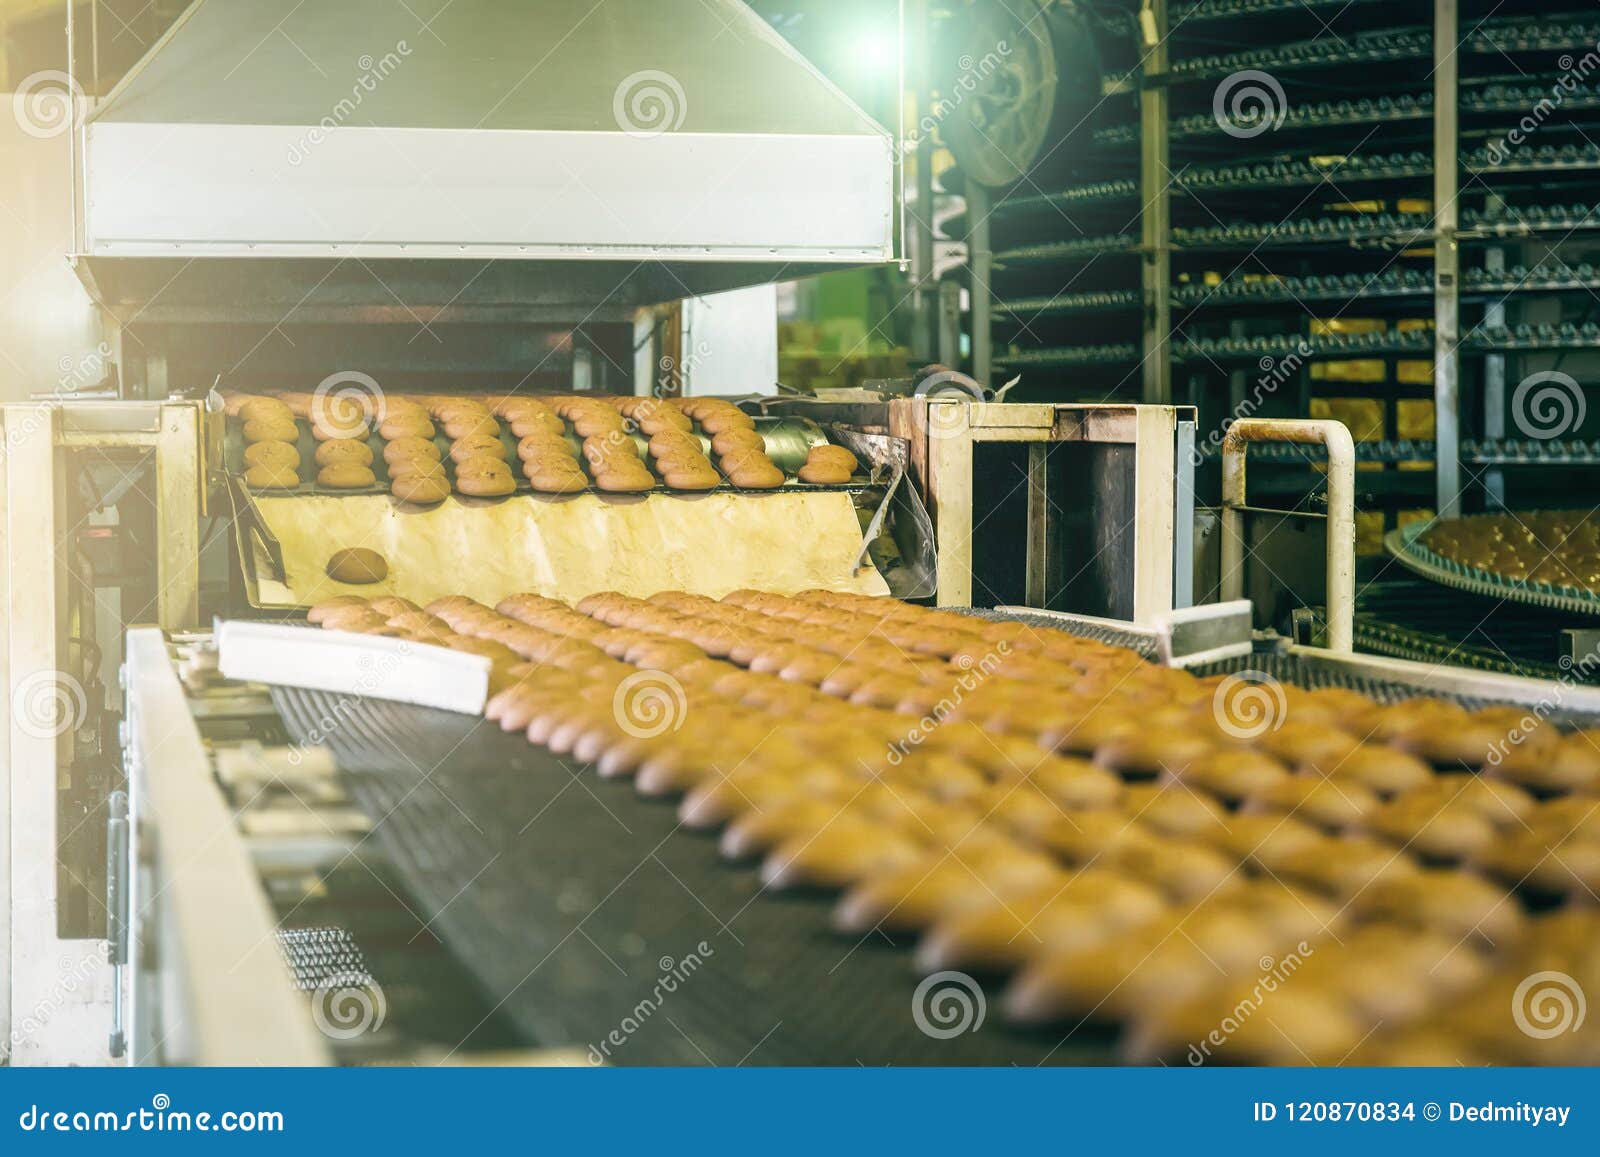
[[1384, 521, 1600, 618]]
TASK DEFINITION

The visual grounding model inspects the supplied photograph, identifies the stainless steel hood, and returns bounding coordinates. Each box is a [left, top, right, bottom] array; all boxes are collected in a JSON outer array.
[[77, 0, 897, 321]]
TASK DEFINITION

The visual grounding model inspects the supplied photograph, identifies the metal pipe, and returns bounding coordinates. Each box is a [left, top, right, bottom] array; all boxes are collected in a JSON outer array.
[[968, 182, 992, 383], [1220, 418, 1356, 653], [1433, 0, 1461, 517], [66, 0, 77, 248], [911, 0, 935, 360], [1140, 0, 1171, 404]]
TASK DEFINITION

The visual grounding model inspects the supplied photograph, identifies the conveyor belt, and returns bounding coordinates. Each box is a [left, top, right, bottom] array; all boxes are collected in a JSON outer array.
[[269, 603, 1600, 1064], [271, 688, 1109, 1066]]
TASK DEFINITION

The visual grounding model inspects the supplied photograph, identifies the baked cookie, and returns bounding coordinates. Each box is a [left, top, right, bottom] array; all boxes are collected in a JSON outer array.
[[244, 441, 300, 471], [243, 464, 300, 489], [390, 474, 451, 505], [449, 434, 508, 462], [325, 548, 387, 584], [243, 418, 300, 443], [314, 439, 374, 468], [317, 463, 378, 489], [382, 435, 442, 465]]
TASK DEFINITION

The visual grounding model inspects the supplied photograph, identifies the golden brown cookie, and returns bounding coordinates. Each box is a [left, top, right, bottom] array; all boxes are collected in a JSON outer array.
[[443, 414, 500, 440], [317, 463, 377, 489], [455, 472, 516, 497], [710, 428, 765, 457], [308, 595, 369, 624], [243, 418, 300, 443], [314, 439, 374, 468], [244, 441, 300, 471], [243, 464, 300, 489], [238, 396, 295, 424], [382, 435, 442, 465], [449, 434, 508, 462], [662, 469, 721, 491], [325, 548, 388, 584], [797, 461, 852, 485], [526, 470, 588, 494], [390, 474, 451, 505], [378, 412, 435, 440]]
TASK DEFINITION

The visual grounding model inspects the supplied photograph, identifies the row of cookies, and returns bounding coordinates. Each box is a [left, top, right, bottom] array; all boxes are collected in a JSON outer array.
[[303, 589, 1597, 1063]]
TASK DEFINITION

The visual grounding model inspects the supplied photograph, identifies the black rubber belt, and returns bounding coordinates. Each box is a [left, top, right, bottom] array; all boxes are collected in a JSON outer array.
[[271, 688, 1109, 1065]]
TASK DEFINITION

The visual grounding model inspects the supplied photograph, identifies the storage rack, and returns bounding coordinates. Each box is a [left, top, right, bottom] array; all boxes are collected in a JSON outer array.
[[963, 0, 1600, 542]]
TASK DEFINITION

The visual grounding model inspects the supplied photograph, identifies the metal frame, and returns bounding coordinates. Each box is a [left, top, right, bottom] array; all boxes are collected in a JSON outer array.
[[123, 628, 327, 1065], [1139, 0, 1172, 405], [1433, 0, 1462, 517], [1, 400, 206, 1063], [894, 400, 1191, 620], [1220, 418, 1356, 652]]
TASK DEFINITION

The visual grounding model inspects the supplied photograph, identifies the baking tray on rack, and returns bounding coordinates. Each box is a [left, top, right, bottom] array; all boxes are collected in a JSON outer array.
[[1384, 522, 1600, 618]]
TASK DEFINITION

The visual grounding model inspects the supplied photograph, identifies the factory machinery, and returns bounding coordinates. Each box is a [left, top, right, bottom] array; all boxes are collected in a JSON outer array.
[[946, 0, 1600, 680], [4, 0, 1599, 1068]]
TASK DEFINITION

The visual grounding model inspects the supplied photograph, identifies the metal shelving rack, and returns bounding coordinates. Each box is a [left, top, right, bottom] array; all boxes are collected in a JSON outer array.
[[963, 2, 1599, 523]]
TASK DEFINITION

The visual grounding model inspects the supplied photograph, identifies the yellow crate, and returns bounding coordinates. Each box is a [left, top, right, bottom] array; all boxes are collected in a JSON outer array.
[[1397, 399, 1435, 440], [1398, 508, 1435, 527], [1356, 510, 1386, 556], [1397, 360, 1433, 385], [1312, 359, 1387, 383], [1395, 318, 1433, 333], [1397, 198, 1433, 214], [1311, 318, 1386, 336]]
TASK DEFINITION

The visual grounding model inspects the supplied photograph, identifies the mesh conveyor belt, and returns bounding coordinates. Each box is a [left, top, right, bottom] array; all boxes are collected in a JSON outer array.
[[268, 609, 1598, 1063], [271, 688, 1107, 1065]]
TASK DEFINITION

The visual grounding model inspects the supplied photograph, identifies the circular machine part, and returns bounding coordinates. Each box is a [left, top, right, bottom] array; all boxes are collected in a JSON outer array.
[[935, 0, 1103, 190], [1384, 521, 1600, 618]]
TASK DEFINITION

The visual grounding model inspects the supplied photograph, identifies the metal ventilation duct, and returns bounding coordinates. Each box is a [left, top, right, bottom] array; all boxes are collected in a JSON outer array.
[[77, 0, 897, 320]]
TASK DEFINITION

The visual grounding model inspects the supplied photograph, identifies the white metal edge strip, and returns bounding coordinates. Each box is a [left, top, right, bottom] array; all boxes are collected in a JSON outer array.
[[125, 628, 328, 1066], [1288, 643, 1600, 711], [86, 123, 896, 256], [217, 622, 490, 715]]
